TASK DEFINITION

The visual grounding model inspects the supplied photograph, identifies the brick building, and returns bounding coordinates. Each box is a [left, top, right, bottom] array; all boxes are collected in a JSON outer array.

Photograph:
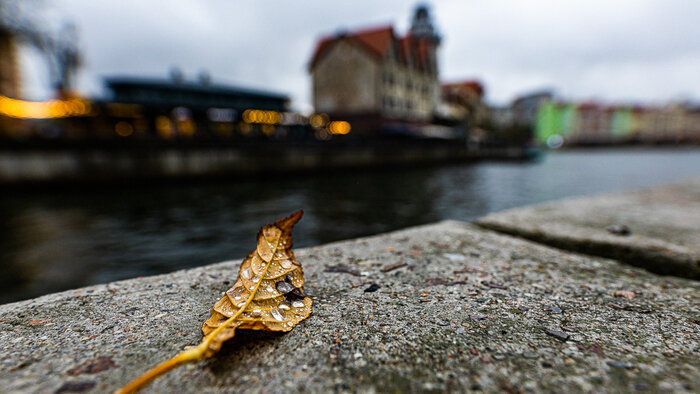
[[309, 5, 441, 133], [440, 80, 487, 128]]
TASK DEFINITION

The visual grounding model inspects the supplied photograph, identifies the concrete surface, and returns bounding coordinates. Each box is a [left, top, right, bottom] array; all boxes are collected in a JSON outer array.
[[474, 178, 700, 280], [1, 218, 699, 393]]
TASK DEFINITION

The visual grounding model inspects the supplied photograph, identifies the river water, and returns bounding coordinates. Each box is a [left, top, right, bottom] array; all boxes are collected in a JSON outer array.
[[2, 147, 700, 303]]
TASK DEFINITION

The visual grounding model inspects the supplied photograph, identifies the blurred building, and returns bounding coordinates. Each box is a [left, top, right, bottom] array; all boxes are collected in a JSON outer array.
[[106, 74, 288, 113], [102, 74, 291, 140], [486, 90, 553, 146], [536, 100, 700, 146], [309, 5, 441, 134], [510, 90, 553, 129], [0, 27, 24, 135], [490, 90, 553, 133], [0, 28, 21, 98], [628, 103, 700, 144], [439, 80, 486, 128]]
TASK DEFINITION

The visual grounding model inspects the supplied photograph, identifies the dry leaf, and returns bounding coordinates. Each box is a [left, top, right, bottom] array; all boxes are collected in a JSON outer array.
[[116, 210, 311, 393]]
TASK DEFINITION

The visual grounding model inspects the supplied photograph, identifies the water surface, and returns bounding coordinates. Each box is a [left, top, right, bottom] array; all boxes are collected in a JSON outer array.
[[2, 147, 699, 303]]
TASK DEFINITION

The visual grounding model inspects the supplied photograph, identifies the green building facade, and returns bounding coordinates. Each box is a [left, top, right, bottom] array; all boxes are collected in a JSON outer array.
[[535, 101, 578, 143], [535, 101, 636, 145]]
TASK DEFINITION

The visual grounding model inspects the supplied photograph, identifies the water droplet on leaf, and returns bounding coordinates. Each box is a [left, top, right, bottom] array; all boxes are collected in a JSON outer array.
[[227, 286, 245, 301], [276, 281, 295, 294], [270, 307, 286, 321], [280, 259, 293, 269]]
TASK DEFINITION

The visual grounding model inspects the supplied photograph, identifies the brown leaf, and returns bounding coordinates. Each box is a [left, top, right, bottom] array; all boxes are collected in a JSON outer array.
[[201, 210, 312, 347], [116, 211, 311, 393]]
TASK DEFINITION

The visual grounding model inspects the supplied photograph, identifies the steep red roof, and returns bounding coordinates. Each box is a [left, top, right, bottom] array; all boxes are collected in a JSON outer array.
[[309, 26, 395, 70], [309, 38, 336, 70], [632, 105, 649, 113], [352, 26, 395, 58], [441, 80, 485, 97], [578, 101, 600, 110], [309, 25, 435, 72]]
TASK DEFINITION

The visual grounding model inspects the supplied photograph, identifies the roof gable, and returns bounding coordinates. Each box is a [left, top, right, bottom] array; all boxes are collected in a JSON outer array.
[[442, 80, 485, 97], [352, 26, 395, 59], [310, 25, 434, 71]]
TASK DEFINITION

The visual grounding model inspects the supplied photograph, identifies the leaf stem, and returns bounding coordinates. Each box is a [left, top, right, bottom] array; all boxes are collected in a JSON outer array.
[[116, 252, 276, 393], [114, 343, 205, 394]]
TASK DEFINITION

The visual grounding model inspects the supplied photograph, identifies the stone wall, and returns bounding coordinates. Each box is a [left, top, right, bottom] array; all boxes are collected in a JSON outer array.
[[312, 40, 379, 114], [0, 143, 528, 184]]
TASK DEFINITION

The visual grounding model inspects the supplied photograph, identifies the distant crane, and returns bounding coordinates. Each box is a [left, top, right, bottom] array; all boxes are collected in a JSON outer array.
[[0, 0, 81, 97]]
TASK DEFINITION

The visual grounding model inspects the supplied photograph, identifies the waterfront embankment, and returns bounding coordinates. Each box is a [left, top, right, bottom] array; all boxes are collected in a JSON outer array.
[[0, 142, 530, 184], [1, 178, 698, 392]]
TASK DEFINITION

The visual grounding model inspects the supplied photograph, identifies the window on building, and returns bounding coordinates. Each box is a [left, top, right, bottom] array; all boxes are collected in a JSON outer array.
[[383, 72, 394, 85], [383, 96, 400, 111]]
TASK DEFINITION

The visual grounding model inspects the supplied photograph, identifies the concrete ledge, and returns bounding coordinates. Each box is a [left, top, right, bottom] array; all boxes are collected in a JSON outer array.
[[474, 177, 700, 280], [2, 220, 699, 392]]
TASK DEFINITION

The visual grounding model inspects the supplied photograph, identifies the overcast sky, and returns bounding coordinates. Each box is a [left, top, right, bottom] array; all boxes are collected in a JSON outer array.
[[18, 0, 700, 111]]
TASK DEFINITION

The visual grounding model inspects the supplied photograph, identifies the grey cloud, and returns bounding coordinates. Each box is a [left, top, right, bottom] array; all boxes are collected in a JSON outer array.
[[20, 0, 700, 108]]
